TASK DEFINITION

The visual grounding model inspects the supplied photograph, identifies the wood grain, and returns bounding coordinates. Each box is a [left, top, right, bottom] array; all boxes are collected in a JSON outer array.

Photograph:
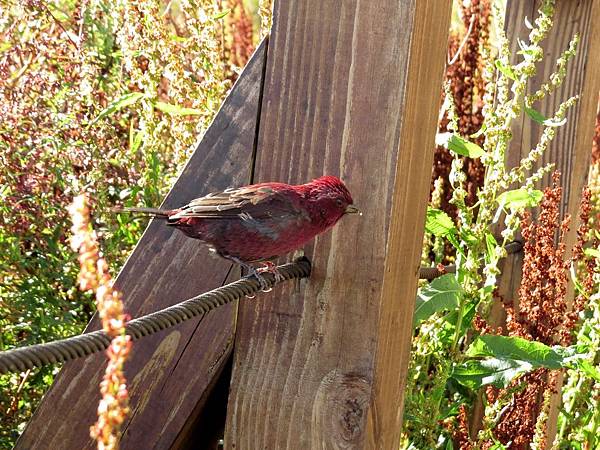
[[484, 0, 600, 445], [506, 0, 596, 215], [224, 1, 452, 448], [16, 40, 267, 450]]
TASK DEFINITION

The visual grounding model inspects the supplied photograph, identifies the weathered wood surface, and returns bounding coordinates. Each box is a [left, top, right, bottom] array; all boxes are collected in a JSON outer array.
[[477, 0, 600, 444], [16, 40, 267, 450], [506, 0, 597, 217], [224, 1, 452, 448]]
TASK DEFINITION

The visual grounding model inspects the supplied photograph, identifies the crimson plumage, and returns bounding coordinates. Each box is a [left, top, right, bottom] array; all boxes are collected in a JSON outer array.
[[119, 175, 358, 271]]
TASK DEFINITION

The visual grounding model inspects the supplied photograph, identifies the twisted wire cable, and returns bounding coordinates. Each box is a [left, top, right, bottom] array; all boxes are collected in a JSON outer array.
[[0, 258, 311, 375], [0, 240, 524, 374], [418, 240, 523, 280]]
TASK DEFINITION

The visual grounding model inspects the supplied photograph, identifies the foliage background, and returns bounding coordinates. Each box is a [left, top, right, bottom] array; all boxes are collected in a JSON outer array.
[[1, 0, 600, 449], [0, 0, 260, 446]]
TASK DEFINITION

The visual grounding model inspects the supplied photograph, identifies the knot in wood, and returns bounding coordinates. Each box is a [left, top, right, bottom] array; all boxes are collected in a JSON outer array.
[[313, 370, 371, 448]]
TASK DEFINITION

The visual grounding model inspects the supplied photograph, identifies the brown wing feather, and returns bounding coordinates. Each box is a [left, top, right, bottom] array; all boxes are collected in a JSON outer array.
[[168, 185, 279, 220]]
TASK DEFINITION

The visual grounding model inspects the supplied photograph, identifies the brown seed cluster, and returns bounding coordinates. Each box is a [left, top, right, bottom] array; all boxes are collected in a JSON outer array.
[[569, 187, 598, 325], [486, 175, 567, 447], [512, 173, 571, 346], [449, 404, 473, 450], [433, 0, 491, 215], [473, 174, 600, 448], [69, 195, 131, 450]]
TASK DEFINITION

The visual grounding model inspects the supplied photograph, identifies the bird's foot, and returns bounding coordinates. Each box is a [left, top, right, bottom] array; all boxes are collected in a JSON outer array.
[[242, 265, 271, 293], [257, 261, 285, 283], [224, 256, 275, 294]]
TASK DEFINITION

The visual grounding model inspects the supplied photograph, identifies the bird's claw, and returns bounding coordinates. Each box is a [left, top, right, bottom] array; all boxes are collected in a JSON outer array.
[[243, 271, 271, 293], [257, 261, 285, 283]]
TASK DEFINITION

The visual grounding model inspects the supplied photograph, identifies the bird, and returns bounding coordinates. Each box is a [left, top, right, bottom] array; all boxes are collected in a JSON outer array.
[[115, 175, 360, 289]]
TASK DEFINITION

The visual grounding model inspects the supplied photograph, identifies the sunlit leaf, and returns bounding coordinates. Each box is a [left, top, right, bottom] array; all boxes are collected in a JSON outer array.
[[213, 8, 231, 20], [425, 208, 456, 237], [452, 358, 532, 389], [584, 248, 600, 259], [495, 60, 517, 81], [543, 117, 568, 127], [466, 335, 563, 369], [89, 92, 146, 127], [413, 274, 463, 326], [497, 188, 543, 210], [485, 232, 498, 263], [436, 132, 485, 158], [154, 101, 204, 116]]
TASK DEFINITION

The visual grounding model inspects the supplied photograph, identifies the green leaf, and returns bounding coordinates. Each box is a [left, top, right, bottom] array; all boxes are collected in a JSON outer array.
[[89, 92, 146, 127], [485, 232, 498, 264], [574, 360, 600, 382], [467, 335, 564, 369], [154, 101, 204, 116], [213, 8, 231, 20], [497, 188, 543, 210], [495, 60, 517, 80], [525, 106, 547, 124], [584, 247, 600, 259], [524, 107, 568, 127], [425, 208, 456, 237], [463, 335, 600, 385], [452, 358, 532, 389], [436, 133, 485, 158], [413, 274, 463, 326], [460, 229, 479, 247]]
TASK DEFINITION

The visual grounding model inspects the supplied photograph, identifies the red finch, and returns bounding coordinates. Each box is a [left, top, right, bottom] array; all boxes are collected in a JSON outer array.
[[116, 176, 359, 288]]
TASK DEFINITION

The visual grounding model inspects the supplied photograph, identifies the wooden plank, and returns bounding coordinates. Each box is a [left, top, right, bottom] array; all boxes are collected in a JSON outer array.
[[224, 1, 451, 448], [506, 0, 596, 216], [484, 0, 600, 445], [16, 40, 267, 450]]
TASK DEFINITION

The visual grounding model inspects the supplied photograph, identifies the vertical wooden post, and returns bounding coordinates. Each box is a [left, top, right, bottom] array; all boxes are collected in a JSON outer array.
[[224, 1, 452, 448]]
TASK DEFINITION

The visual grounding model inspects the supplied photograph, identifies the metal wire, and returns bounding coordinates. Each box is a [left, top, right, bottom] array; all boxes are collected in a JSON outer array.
[[418, 240, 523, 280], [0, 258, 311, 375], [0, 240, 524, 375]]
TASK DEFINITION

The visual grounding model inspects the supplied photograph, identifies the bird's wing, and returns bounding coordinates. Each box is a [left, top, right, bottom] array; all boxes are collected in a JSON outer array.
[[168, 184, 297, 220]]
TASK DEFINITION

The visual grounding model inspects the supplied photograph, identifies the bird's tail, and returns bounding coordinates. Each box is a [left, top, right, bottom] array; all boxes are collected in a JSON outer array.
[[111, 207, 171, 218]]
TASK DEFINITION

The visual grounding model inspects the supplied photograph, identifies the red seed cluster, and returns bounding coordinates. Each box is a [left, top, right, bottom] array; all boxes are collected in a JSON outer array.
[[226, 0, 255, 75], [482, 173, 596, 447], [492, 369, 553, 449], [568, 187, 599, 328], [433, 0, 491, 215], [451, 404, 474, 450], [515, 172, 571, 346]]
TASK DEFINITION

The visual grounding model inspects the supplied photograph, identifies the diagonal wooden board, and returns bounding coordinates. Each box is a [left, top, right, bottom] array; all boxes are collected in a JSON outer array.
[[224, 1, 452, 448], [16, 40, 267, 450]]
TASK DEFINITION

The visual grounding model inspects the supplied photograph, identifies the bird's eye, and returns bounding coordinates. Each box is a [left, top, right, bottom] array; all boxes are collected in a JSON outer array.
[[336, 199, 344, 207]]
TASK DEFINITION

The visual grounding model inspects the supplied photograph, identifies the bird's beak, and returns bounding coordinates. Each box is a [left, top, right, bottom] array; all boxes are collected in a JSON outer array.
[[345, 205, 361, 215]]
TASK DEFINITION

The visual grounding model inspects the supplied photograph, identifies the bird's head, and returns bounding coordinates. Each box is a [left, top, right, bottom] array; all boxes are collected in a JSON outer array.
[[305, 176, 360, 229]]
